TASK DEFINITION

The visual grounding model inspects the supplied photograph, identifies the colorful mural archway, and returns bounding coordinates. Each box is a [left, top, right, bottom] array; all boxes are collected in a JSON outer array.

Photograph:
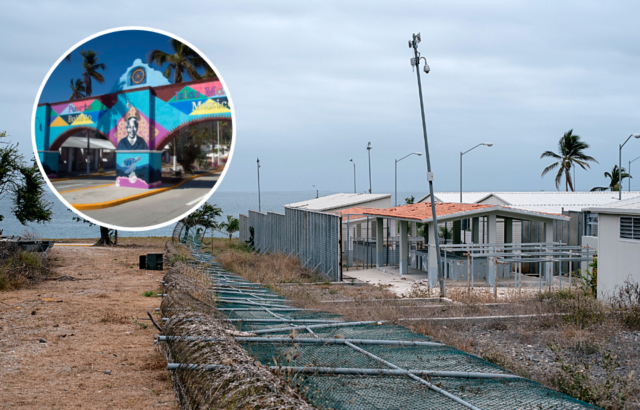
[[35, 59, 232, 189]]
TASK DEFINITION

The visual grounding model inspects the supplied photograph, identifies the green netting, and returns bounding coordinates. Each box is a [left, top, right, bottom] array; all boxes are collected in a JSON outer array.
[[180, 243, 601, 410]]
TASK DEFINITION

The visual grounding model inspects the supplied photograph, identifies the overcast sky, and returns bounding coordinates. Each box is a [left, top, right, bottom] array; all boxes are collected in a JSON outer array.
[[2, 0, 640, 197]]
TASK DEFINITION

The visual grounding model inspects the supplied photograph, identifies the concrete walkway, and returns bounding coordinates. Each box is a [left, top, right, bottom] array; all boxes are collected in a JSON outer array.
[[345, 266, 575, 297]]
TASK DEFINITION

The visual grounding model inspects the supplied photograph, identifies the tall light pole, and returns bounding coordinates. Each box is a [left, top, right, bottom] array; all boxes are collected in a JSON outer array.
[[630, 155, 640, 192], [257, 158, 261, 212], [409, 32, 445, 297], [312, 184, 318, 198], [350, 159, 356, 193], [460, 143, 492, 203], [619, 134, 640, 199], [367, 142, 372, 194], [395, 152, 422, 206]]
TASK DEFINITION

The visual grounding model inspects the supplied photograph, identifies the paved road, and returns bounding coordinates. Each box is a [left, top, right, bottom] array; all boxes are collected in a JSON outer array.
[[51, 176, 116, 192], [82, 173, 220, 228]]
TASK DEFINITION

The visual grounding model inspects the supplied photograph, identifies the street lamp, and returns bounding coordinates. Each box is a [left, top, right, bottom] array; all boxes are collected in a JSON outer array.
[[619, 134, 640, 199], [312, 185, 318, 198], [257, 158, 261, 212], [349, 158, 356, 193], [460, 143, 493, 203], [367, 142, 372, 194], [409, 32, 444, 296], [395, 152, 422, 206], [630, 155, 640, 192]]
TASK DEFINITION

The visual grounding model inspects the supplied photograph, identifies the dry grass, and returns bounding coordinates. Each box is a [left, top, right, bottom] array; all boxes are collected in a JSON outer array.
[[100, 308, 130, 324], [215, 246, 325, 285], [0, 247, 52, 291]]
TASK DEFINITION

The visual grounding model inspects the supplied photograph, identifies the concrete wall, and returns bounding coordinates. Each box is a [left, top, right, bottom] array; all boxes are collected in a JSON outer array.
[[597, 214, 640, 299]]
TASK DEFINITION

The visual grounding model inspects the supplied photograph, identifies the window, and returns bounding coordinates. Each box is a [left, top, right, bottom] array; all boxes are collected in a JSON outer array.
[[620, 216, 640, 240]]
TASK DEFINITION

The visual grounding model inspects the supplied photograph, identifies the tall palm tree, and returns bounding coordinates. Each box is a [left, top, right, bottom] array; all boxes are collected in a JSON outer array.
[[79, 50, 106, 97], [591, 165, 630, 192], [201, 65, 217, 79], [541, 130, 598, 191], [69, 79, 86, 100], [147, 39, 205, 84]]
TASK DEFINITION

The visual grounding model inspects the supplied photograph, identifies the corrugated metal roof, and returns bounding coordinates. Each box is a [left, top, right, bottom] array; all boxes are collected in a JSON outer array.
[[418, 192, 492, 203], [583, 195, 640, 215], [418, 191, 640, 213], [61, 136, 116, 150], [285, 193, 391, 211]]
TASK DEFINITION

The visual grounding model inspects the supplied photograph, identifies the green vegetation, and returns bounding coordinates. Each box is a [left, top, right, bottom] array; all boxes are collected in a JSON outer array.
[[147, 39, 207, 83], [550, 346, 637, 409], [541, 129, 597, 191], [0, 131, 52, 225], [220, 215, 239, 240], [591, 165, 630, 192], [0, 249, 48, 291], [68, 78, 85, 100], [142, 290, 157, 297], [80, 49, 106, 97]]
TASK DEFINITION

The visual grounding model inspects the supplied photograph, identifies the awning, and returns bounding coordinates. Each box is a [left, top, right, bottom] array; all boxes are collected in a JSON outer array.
[[61, 136, 116, 150]]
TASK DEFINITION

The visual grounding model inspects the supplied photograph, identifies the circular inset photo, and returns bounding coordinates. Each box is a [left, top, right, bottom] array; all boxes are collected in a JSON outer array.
[[32, 27, 234, 231]]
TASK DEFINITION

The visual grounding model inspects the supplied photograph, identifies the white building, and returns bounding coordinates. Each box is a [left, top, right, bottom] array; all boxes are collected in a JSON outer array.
[[285, 193, 391, 212], [418, 191, 640, 245], [582, 196, 640, 298]]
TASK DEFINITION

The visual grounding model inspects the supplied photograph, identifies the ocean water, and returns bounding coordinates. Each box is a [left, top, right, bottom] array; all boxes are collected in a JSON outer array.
[[0, 189, 422, 240]]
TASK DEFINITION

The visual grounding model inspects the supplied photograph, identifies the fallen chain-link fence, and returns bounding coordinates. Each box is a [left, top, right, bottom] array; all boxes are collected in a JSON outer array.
[[156, 238, 601, 410], [158, 242, 315, 409]]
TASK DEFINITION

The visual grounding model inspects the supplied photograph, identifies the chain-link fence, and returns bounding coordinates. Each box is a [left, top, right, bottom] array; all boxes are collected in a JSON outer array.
[[239, 207, 342, 281]]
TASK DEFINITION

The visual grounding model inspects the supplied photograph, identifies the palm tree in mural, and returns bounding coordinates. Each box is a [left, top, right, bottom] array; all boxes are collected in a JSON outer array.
[[147, 39, 205, 84], [540, 129, 598, 191], [591, 165, 630, 192], [68, 79, 86, 100], [201, 64, 217, 79], [79, 50, 106, 97]]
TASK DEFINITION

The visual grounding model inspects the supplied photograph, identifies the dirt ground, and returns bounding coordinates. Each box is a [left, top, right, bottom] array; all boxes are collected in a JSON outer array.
[[0, 238, 178, 410]]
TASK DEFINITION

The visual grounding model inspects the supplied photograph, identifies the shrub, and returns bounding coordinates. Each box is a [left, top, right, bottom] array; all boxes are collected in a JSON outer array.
[[611, 278, 640, 330], [549, 345, 638, 408], [541, 288, 605, 329]]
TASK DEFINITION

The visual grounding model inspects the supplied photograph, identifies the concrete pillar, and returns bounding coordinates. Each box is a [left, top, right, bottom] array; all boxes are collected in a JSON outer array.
[[356, 222, 362, 239], [376, 218, 384, 268], [472, 217, 480, 244], [428, 222, 438, 287], [399, 221, 408, 276], [504, 218, 513, 243], [453, 220, 462, 244], [370, 220, 376, 238], [390, 219, 397, 238], [544, 221, 554, 285], [487, 213, 497, 286], [411, 222, 417, 237], [67, 148, 72, 173]]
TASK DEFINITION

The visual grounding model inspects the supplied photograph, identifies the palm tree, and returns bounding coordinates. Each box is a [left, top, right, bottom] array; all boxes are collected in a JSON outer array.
[[79, 50, 106, 97], [201, 65, 217, 79], [220, 215, 239, 241], [591, 165, 630, 192], [540, 130, 598, 191], [147, 39, 205, 84], [69, 79, 85, 100], [439, 225, 452, 244]]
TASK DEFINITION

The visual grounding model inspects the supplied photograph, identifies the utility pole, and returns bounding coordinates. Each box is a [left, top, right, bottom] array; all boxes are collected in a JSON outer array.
[[257, 158, 261, 212], [367, 142, 372, 194], [409, 32, 444, 297]]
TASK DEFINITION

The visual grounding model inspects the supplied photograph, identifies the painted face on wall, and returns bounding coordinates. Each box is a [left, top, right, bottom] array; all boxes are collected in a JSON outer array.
[[126, 117, 138, 139]]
